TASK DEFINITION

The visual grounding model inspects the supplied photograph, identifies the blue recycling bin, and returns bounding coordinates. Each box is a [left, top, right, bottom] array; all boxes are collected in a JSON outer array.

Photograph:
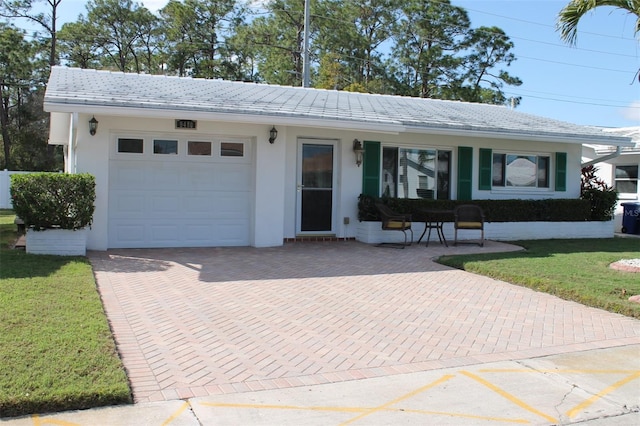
[[621, 202, 640, 234]]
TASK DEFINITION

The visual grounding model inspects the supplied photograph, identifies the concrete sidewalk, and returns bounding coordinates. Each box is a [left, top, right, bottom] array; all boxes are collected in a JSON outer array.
[[4, 344, 639, 425]]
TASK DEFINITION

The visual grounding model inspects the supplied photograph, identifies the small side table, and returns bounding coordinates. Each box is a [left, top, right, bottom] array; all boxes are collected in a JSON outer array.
[[417, 209, 453, 247]]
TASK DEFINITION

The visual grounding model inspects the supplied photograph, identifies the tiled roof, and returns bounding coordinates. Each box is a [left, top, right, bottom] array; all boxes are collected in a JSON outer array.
[[44, 66, 632, 145], [588, 127, 640, 153]]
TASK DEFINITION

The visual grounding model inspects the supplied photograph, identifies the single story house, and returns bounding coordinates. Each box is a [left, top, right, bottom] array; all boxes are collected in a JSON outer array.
[[44, 66, 633, 250], [582, 127, 639, 232]]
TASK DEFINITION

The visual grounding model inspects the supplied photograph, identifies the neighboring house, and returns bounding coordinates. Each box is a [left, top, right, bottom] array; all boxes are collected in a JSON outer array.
[[583, 127, 640, 232], [44, 66, 632, 250]]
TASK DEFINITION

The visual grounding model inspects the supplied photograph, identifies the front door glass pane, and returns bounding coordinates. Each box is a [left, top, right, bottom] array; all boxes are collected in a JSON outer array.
[[301, 144, 333, 232]]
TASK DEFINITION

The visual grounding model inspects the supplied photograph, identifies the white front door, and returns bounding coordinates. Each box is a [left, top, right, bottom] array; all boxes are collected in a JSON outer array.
[[296, 139, 338, 235]]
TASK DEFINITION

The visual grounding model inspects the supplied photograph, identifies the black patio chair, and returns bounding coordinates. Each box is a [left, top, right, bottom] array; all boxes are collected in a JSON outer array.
[[453, 204, 485, 247], [375, 202, 413, 248]]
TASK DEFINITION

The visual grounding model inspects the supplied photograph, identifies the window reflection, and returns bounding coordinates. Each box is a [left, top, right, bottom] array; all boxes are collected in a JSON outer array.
[[382, 147, 450, 199]]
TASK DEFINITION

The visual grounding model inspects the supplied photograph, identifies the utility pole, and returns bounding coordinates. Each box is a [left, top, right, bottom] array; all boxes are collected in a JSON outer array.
[[302, 0, 311, 87]]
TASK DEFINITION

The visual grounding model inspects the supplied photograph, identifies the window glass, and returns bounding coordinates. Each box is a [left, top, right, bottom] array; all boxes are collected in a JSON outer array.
[[492, 153, 506, 186], [188, 141, 212, 156], [615, 165, 638, 179], [221, 142, 243, 157], [382, 147, 450, 199], [118, 138, 143, 153], [506, 155, 536, 187], [537, 156, 550, 188], [615, 165, 639, 194], [382, 147, 398, 197], [154, 139, 178, 154], [437, 150, 451, 200]]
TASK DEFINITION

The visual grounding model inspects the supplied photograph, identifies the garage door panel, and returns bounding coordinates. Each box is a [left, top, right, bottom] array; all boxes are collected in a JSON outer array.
[[184, 224, 216, 242], [217, 165, 251, 189], [151, 194, 182, 214], [151, 164, 183, 190], [150, 224, 181, 244], [183, 194, 216, 215], [108, 141, 252, 248], [214, 221, 250, 246], [214, 193, 251, 219], [112, 224, 146, 245], [185, 166, 218, 189], [111, 193, 145, 216], [111, 164, 148, 190]]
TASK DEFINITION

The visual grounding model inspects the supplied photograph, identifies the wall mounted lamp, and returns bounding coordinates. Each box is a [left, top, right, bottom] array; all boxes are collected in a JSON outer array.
[[269, 126, 278, 144], [89, 116, 99, 136], [353, 139, 364, 167]]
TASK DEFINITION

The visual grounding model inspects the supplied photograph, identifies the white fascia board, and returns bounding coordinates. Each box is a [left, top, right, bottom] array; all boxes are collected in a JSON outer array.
[[43, 103, 405, 134], [403, 124, 635, 147]]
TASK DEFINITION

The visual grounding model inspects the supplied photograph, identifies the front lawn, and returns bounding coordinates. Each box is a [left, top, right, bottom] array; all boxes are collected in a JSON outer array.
[[438, 238, 640, 319], [0, 210, 131, 418]]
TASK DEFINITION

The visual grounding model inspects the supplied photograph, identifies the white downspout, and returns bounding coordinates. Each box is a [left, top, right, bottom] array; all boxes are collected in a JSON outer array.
[[68, 113, 78, 174], [581, 146, 623, 168]]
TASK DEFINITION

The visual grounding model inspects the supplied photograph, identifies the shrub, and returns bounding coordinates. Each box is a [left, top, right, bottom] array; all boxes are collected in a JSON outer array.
[[10, 173, 96, 231], [358, 194, 593, 222], [581, 165, 618, 221]]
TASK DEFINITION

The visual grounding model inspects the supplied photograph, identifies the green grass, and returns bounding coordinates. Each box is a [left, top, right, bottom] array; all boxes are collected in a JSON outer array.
[[438, 238, 640, 319], [0, 210, 131, 418]]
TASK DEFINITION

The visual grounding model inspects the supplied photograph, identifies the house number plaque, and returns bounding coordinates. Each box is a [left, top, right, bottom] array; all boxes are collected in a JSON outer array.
[[175, 119, 197, 129]]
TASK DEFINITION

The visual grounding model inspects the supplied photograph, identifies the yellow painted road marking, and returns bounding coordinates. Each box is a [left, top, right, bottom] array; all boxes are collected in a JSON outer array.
[[31, 415, 80, 426], [201, 401, 530, 423], [161, 401, 190, 426], [567, 371, 640, 418], [339, 374, 455, 425], [461, 370, 558, 424]]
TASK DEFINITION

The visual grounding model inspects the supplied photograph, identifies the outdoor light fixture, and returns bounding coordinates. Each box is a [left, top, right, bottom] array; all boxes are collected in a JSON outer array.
[[89, 116, 98, 136], [353, 139, 364, 167], [269, 126, 278, 144]]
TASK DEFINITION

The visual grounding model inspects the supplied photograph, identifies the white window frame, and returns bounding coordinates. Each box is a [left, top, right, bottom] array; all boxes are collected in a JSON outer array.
[[614, 164, 639, 199]]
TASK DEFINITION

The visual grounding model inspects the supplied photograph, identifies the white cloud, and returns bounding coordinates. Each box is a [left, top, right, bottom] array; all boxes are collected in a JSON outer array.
[[620, 100, 640, 123], [141, 0, 169, 13]]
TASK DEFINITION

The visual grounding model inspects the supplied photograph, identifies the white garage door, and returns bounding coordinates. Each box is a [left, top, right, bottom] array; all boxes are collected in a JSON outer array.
[[108, 136, 253, 248]]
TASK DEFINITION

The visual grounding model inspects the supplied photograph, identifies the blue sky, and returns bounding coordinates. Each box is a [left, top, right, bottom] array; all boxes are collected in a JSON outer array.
[[12, 0, 640, 129], [455, 0, 639, 129]]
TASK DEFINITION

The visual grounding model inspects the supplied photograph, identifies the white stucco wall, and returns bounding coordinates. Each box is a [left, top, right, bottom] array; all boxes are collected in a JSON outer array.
[[60, 111, 589, 250]]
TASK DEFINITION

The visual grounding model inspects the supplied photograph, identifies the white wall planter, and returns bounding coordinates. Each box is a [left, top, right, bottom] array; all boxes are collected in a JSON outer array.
[[26, 228, 88, 256], [356, 220, 614, 245]]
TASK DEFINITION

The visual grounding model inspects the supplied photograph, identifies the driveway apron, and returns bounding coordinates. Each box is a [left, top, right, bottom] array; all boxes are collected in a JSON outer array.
[[88, 241, 640, 403]]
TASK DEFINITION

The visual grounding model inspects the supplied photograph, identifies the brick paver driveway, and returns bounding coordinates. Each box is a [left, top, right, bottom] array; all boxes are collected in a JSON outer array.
[[89, 241, 640, 403]]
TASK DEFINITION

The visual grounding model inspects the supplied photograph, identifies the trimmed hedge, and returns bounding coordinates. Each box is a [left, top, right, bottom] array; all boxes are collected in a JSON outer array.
[[10, 173, 96, 231], [358, 194, 594, 222]]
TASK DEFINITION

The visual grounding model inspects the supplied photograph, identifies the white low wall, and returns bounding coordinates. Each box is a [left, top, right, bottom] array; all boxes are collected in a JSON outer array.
[[356, 220, 614, 244], [26, 228, 88, 256]]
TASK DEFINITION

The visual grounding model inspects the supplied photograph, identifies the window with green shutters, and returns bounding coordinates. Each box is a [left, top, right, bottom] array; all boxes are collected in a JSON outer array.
[[362, 142, 568, 198], [478, 148, 561, 191]]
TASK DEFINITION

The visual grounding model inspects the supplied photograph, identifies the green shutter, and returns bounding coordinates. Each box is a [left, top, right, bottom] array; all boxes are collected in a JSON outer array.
[[457, 146, 473, 200], [479, 148, 492, 190], [555, 152, 567, 192], [362, 141, 381, 197]]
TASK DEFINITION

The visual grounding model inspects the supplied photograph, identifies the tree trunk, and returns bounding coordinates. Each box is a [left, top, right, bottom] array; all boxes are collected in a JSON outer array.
[[0, 84, 12, 170]]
